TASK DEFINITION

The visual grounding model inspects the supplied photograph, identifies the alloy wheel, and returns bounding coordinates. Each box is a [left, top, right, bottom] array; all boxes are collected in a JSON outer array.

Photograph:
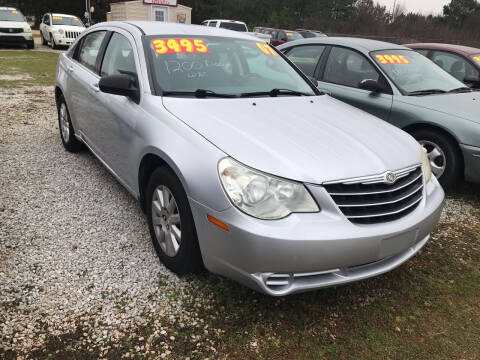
[[59, 103, 70, 142], [151, 185, 182, 257], [419, 140, 446, 178]]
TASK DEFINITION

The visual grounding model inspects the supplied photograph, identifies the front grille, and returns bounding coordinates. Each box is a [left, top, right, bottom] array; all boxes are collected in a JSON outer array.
[[0, 28, 23, 33], [324, 166, 424, 224], [65, 31, 81, 39]]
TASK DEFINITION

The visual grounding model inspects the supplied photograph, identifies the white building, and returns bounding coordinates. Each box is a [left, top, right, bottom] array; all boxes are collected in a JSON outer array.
[[107, 0, 192, 24]]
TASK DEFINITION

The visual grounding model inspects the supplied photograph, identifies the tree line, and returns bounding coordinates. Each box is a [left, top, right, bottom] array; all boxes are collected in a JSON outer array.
[[1, 0, 479, 46]]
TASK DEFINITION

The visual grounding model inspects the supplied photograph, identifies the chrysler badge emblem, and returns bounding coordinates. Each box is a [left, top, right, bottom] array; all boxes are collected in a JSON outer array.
[[9, 28, 13, 33], [384, 171, 397, 185]]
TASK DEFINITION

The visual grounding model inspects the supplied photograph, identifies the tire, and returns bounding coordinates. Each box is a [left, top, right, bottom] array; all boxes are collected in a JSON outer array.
[[410, 128, 462, 189], [27, 40, 34, 50], [146, 167, 203, 275], [50, 34, 57, 49], [41, 32, 47, 45], [57, 95, 84, 153]]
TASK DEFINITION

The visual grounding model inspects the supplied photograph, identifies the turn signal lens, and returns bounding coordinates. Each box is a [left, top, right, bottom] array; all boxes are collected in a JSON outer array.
[[207, 214, 230, 232]]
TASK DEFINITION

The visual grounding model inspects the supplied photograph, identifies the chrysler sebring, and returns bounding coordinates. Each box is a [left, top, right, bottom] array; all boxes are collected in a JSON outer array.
[[55, 22, 444, 295]]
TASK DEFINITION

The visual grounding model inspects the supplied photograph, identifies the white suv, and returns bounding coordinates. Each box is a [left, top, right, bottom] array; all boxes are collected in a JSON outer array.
[[201, 19, 271, 43], [201, 19, 248, 32], [40, 13, 85, 49], [0, 7, 33, 49]]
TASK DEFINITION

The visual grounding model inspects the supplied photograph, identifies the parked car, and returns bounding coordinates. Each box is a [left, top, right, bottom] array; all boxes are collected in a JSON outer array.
[[40, 13, 85, 49], [405, 43, 480, 89], [0, 7, 33, 49], [270, 29, 303, 46], [296, 29, 327, 38], [280, 37, 480, 188], [55, 22, 444, 296], [201, 19, 248, 32]]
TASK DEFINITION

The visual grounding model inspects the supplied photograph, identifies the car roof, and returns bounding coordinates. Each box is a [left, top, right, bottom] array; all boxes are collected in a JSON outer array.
[[279, 37, 409, 52], [203, 19, 246, 24], [51, 13, 78, 18], [91, 21, 257, 41], [405, 43, 480, 56]]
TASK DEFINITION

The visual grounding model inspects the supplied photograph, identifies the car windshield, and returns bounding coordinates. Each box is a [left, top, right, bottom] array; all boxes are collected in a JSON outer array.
[[52, 16, 83, 27], [146, 36, 316, 97], [219, 22, 247, 32], [286, 31, 302, 40], [371, 49, 465, 94], [0, 9, 25, 22], [471, 54, 480, 67]]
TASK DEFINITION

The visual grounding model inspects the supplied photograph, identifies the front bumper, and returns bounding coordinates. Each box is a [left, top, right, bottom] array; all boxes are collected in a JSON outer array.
[[190, 177, 444, 296], [461, 143, 480, 183], [0, 32, 32, 45]]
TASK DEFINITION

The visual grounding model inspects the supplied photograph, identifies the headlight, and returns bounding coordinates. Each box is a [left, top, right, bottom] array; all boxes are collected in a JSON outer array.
[[218, 157, 319, 219], [421, 146, 432, 182], [24, 27, 32, 33], [58, 29, 65, 35]]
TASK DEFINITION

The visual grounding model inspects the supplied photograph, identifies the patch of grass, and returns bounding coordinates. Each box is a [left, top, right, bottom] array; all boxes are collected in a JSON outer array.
[[0, 51, 58, 88]]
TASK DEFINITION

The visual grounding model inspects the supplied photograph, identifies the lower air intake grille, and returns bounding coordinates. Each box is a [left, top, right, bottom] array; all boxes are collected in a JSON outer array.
[[324, 166, 424, 224]]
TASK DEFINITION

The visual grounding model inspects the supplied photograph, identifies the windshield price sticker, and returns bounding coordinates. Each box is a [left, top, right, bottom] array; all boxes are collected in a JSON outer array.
[[255, 42, 278, 56], [473, 56, 480, 64], [12, 10, 18, 14], [53, 16, 63, 20], [152, 39, 210, 55], [375, 54, 410, 64]]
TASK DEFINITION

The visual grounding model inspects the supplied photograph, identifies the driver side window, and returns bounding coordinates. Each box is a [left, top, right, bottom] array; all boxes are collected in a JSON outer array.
[[323, 47, 380, 88], [100, 32, 137, 79]]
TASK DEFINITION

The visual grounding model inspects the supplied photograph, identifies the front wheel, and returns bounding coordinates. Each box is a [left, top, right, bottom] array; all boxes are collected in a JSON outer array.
[[57, 95, 84, 152], [410, 129, 462, 189], [146, 167, 203, 275], [41, 32, 47, 45], [50, 34, 57, 49]]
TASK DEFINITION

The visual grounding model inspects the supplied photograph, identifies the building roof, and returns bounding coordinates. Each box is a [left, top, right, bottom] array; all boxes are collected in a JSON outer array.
[[405, 43, 480, 56], [280, 37, 409, 52]]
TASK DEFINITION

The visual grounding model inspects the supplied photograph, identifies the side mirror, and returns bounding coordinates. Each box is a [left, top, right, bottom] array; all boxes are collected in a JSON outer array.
[[307, 76, 318, 87], [358, 79, 382, 92], [99, 74, 140, 103], [464, 75, 480, 88]]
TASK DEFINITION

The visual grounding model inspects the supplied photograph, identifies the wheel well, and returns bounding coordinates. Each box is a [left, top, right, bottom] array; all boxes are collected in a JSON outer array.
[[138, 154, 169, 213], [55, 87, 63, 106], [403, 123, 464, 175]]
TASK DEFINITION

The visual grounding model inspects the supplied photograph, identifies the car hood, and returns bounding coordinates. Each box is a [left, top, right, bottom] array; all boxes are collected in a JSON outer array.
[[0, 21, 28, 28], [397, 92, 480, 125], [51, 25, 85, 32], [162, 95, 421, 184]]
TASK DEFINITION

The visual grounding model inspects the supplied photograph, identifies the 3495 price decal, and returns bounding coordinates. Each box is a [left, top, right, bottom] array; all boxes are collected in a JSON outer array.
[[152, 39, 210, 55]]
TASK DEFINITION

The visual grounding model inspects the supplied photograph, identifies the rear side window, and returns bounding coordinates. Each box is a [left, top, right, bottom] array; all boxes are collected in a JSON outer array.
[[208, 21, 217, 27], [286, 45, 325, 77], [219, 22, 248, 32], [77, 31, 107, 72], [100, 33, 137, 78]]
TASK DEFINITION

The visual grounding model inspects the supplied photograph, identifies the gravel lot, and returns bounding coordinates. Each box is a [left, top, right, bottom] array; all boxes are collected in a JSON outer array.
[[0, 87, 207, 358], [1, 84, 479, 359]]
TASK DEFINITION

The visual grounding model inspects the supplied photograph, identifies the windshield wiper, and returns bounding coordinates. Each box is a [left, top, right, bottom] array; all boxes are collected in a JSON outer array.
[[448, 87, 472, 93], [162, 89, 237, 98], [241, 88, 311, 98], [408, 89, 447, 96]]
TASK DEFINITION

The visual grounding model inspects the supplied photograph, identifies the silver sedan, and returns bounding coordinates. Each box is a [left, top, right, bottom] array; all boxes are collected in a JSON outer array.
[[55, 21, 444, 296]]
